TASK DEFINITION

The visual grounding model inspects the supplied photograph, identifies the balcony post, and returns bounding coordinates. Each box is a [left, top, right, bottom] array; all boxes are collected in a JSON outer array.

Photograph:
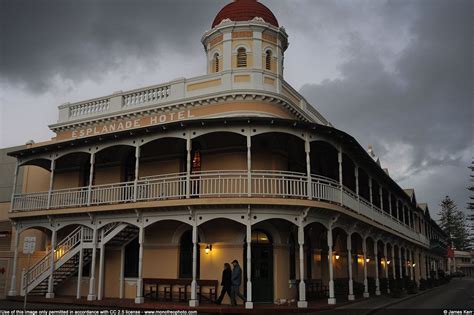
[[87, 227, 98, 301], [426, 255, 430, 279], [46, 158, 56, 209], [119, 245, 125, 299], [297, 221, 307, 308], [402, 204, 406, 225], [98, 229, 105, 300], [354, 167, 359, 200], [87, 153, 95, 206], [368, 177, 373, 209], [305, 137, 312, 200], [245, 223, 253, 309], [409, 250, 414, 281], [391, 245, 396, 280], [327, 226, 336, 304], [8, 225, 19, 296], [10, 160, 19, 211], [384, 243, 390, 293], [379, 186, 383, 212], [186, 135, 191, 199], [347, 234, 355, 300], [133, 146, 141, 202], [135, 225, 145, 304], [247, 132, 252, 197], [362, 237, 369, 298], [374, 241, 380, 295], [189, 219, 199, 307], [76, 242, 83, 299], [338, 149, 343, 205], [388, 194, 393, 217], [398, 246, 403, 278], [46, 228, 57, 298], [396, 200, 400, 221]]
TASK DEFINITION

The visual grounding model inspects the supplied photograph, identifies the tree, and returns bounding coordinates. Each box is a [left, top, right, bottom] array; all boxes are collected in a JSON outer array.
[[438, 196, 470, 250]]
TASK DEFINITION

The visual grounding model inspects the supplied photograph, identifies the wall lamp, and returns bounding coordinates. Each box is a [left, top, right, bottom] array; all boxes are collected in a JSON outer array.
[[205, 244, 212, 254]]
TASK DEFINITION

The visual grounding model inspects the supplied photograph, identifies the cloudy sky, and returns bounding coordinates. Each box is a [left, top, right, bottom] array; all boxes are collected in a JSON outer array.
[[0, 0, 472, 219]]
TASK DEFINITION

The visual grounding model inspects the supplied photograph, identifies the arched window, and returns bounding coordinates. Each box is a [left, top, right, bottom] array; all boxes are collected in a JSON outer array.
[[179, 230, 200, 278], [237, 47, 247, 68], [214, 53, 220, 72], [265, 50, 272, 70]]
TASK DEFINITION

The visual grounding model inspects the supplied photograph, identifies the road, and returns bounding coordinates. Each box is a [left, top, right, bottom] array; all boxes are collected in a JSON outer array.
[[379, 278, 474, 311]]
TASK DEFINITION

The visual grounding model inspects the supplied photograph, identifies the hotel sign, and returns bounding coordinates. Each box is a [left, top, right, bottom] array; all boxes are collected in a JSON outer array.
[[65, 109, 195, 140]]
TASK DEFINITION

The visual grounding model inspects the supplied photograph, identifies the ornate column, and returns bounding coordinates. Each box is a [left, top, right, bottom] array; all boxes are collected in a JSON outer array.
[[87, 152, 95, 206], [98, 229, 105, 300], [46, 158, 56, 209], [305, 137, 312, 200], [297, 222, 307, 308], [362, 237, 369, 298], [119, 246, 125, 299], [327, 226, 336, 304], [426, 255, 430, 279], [245, 223, 253, 309], [391, 245, 396, 280], [398, 246, 403, 278], [87, 227, 98, 301], [388, 194, 393, 217], [384, 243, 390, 293], [347, 234, 355, 300], [76, 230, 84, 299], [369, 178, 373, 208], [247, 132, 252, 197], [379, 186, 383, 211], [354, 167, 359, 200], [338, 149, 343, 205], [374, 241, 380, 295], [8, 226, 19, 296], [189, 220, 199, 307], [46, 228, 57, 298], [409, 250, 414, 281], [186, 135, 191, 198], [133, 145, 140, 202], [135, 225, 145, 304]]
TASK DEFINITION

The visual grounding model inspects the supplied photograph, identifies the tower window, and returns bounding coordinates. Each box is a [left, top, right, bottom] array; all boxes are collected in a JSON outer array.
[[214, 53, 219, 72], [265, 50, 272, 70], [237, 48, 247, 68]]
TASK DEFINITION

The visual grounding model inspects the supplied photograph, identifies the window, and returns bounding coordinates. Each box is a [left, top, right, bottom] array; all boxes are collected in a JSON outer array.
[[214, 53, 219, 72], [237, 48, 247, 68], [179, 230, 200, 279], [265, 50, 272, 70]]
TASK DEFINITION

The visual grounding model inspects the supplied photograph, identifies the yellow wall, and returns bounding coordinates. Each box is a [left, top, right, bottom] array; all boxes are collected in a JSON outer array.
[[22, 166, 49, 193]]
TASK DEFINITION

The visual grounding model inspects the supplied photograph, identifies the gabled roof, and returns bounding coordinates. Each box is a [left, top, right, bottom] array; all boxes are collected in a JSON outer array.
[[404, 188, 417, 205]]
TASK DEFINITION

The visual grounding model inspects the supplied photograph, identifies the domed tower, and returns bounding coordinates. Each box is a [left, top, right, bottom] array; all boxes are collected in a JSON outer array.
[[202, 0, 289, 91]]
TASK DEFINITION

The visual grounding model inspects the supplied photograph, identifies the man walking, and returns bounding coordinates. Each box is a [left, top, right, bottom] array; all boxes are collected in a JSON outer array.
[[230, 259, 246, 306]]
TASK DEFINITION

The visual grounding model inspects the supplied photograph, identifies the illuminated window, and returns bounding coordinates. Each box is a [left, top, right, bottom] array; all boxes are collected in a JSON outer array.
[[237, 48, 247, 67], [192, 149, 201, 173], [265, 50, 272, 70]]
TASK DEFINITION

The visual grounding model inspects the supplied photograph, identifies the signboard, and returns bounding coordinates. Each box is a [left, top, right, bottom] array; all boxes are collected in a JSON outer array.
[[23, 237, 36, 255]]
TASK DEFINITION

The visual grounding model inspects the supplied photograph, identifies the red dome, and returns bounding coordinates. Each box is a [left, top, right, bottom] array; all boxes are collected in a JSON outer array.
[[212, 0, 279, 28]]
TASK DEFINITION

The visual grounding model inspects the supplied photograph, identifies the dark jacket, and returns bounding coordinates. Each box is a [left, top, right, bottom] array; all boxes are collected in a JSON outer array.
[[221, 268, 232, 287], [231, 264, 242, 286]]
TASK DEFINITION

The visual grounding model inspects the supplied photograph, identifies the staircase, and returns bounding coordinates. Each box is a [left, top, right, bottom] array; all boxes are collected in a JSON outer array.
[[21, 223, 137, 296]]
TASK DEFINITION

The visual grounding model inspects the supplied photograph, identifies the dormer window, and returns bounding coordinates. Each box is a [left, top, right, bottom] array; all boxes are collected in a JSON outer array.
[[237, 48, 247, 67], [265, 50, 272, 70], [214, 53, 220, 72]]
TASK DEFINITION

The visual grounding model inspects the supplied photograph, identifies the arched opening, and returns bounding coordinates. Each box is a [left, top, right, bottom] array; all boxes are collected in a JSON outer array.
[[265, 50, 272, 70], [140, 138, 186, 178], [381, 187, 390, 214], [342, 154, 356, 192], [350, 232, 365, 297], [358, 169, 370, 201], [95, 145, 135, 185], [304, 221, 329, 300], [332, 227, 348, 298], [54, 152, 91, 189], [237, 48, 247, 68], [372, 180, 380, 208], [310, 141, 339, 182]]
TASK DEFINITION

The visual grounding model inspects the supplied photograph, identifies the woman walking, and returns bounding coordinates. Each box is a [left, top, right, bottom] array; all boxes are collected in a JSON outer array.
[[216, 263, 232, 305]]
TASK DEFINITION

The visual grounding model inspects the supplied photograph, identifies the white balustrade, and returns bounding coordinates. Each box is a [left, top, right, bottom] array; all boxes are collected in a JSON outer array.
[[69, 99, 110, 118], [123, 85, 170, 108], [12, 170, 429, 246]]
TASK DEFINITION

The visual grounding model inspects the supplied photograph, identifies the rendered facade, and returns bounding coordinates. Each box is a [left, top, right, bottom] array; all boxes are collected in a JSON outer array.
[[3, 0, 449, 308]]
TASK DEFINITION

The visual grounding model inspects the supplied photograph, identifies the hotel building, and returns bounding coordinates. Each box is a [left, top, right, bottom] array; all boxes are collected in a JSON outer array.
[[2, 0, 448, 308]]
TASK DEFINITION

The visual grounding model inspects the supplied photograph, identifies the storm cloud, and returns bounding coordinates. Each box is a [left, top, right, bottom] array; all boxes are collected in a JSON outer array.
[[0, 0, 472, 217]]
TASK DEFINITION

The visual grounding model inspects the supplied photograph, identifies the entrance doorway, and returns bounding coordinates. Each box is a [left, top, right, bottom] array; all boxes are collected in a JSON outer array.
[[244, 230, 274, 303]]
